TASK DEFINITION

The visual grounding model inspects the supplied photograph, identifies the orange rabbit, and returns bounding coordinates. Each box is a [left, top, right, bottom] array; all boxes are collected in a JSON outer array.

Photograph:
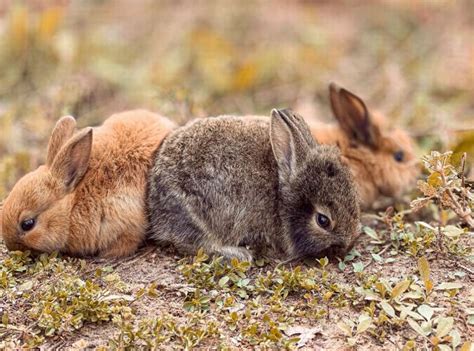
[[308, 83, 419, 209], [0, 110, 176, 257]]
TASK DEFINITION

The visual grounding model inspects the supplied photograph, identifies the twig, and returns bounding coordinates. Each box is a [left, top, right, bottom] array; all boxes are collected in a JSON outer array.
[[446, 188, 474, 228], [437, 204, 443, 252], [121, 246, 157, 267], [364, 244, 391, 269], [274, 255, 302, 271], [378, 244, 391, 256], [460, 152, 467, 211], [437, 156, 474, 229], [455, 262, 474, 275]]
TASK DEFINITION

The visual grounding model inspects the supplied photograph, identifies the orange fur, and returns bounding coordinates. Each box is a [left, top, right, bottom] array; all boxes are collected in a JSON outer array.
[[1, 110, 177, 257], [245, 84, 419, 209], [308, 84, 419, 209]]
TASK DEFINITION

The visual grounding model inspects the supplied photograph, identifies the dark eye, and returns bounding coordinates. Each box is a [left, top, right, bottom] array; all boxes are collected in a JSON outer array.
[[393, 150, 404, 162], [21, 218, 36, 232], [316, 213, 330, 229]]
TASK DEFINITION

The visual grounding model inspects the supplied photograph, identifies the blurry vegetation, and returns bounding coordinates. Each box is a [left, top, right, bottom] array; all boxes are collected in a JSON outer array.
[[0, 0, 473, 349], [1, 0, 473, 197]]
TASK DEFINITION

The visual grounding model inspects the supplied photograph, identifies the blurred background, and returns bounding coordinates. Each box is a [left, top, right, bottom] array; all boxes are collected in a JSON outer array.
[[0, 0, 473, 197]]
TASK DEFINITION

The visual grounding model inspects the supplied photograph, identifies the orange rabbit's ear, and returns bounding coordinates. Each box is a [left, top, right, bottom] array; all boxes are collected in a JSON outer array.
[[47, 116, 77, 166], [339, 155, 351, 168], [0, 202, 3, 233], [50, 127, 93, 192], [329, 83, 381, 148]]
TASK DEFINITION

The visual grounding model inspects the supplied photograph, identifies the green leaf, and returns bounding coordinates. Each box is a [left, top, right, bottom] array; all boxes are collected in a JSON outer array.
[[318, 257, 329, 267], [407, 318, 428, 337], [468, 315, 474, 325], [356, 315, 372, 334], [436, 317, 453, 338], [237, 289, 248, 299], [416, 221, 436, 231], [380, 301, 396, 318], [355, 287, 381, 301], [442, 225, 465, 238], [337, 321, 352, 337], [218, 276, 229, 287], [352, 262, 365, 273], [371, 253, 383, 263], [18, 280, 33, 292], [347, 337, 356, 346], [400, 306, 423, 321], [450, 329, 461, 349], [417, 305, 434, 321], [363, 226, 379, 240]]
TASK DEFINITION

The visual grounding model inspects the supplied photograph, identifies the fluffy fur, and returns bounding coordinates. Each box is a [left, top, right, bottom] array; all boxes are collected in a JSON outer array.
[[1, 110, 176, 257], [308, 83, 419, 209], [147, 109, 360, 261]]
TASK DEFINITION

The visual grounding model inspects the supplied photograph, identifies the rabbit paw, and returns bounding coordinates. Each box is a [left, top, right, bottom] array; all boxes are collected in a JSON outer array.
[[215, 246, 253, 263]]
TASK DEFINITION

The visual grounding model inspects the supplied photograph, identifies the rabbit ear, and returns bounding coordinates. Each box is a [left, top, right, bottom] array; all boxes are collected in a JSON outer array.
[[47, 116, 77, 166], [0, 202, 3, 232], [329, 83, 381, 148], [270, 108, 317, 177], [50, 127, 93, 192]]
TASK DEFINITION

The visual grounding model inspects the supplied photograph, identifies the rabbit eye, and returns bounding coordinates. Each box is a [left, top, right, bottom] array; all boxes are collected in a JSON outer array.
[[21, 218, 36, 232], [393, 150, 404, 162], [326, 163, 336, 177], [316, 213, 330, 229]]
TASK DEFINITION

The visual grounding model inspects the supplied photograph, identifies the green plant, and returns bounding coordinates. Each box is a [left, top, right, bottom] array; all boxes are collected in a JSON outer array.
[[412, 151, 474, 229]]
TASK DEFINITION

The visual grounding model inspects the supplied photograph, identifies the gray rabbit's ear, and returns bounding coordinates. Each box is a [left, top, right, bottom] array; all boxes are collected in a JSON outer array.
[[329, 82, 381, 148], [270, 108, 317, 177]]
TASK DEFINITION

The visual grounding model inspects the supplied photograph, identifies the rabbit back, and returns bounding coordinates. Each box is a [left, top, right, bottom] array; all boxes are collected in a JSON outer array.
[[147, 116, 286, 260], [1, 109, 176, 258], [147, 110, 360, 261], [69, 110, 176, 257]]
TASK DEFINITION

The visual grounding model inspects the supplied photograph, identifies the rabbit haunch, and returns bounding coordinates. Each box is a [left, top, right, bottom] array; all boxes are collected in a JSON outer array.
[[0, 110, 176, 257], [147, 109, 360, 261]]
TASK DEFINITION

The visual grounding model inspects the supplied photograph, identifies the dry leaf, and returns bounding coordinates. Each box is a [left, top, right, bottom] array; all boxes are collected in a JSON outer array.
[[418, 256, 433, 295], [435, 282, 463, 290], [285, 326, 322, 348], [391, 280, 411, 299]]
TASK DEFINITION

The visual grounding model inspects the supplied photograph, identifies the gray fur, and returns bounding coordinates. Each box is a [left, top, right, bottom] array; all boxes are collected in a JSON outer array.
[[146, 109, 360, 261]]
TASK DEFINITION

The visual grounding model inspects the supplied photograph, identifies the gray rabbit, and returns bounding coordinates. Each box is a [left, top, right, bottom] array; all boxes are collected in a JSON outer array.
[[146, 109, 360, 261]]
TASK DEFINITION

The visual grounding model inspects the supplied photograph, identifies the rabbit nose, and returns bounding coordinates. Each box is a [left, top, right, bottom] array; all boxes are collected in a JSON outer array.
[[4, 240, 29, 252], [318, 243, 347, 259]]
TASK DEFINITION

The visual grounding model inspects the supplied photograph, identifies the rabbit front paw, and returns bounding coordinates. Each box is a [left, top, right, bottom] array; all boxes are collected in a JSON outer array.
[[214, 246, 253, 263]]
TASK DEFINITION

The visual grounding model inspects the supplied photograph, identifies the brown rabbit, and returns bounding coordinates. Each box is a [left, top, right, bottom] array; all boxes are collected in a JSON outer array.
[[308, 83, 419, 209], [147, 109, 360, 262], [1, 110, 176, 257]]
